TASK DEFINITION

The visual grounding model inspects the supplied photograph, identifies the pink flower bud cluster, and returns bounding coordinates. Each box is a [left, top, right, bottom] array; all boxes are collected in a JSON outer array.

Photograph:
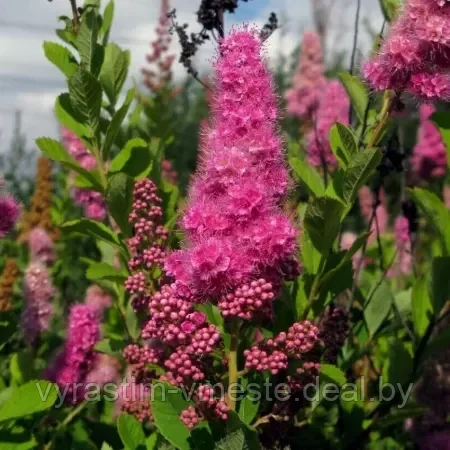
[[165, 29, 298, 316], [394, 216, 413, 275], [319, 307, 350, 364], [27, 227, 55, 266], [21, 262, 54, 343], [306, 80, 350, 170], [85, 354, 121, 387], [142, 0, 175, 92], [61, 129, 107, 221], [180, 385, 229, 429], [285, 31, 327, 123], [85, 285, 112, 318], [125, 178, 168, 311], [161, 159, 178, 185], [411, 104, 447, 179], [363, 0, 450, 101], [0, 179, 20, 238], [45, 304, 100, 404], [244, 321, 320, 375], [123, 342, 164, 382], [287, 361, 321, 393]]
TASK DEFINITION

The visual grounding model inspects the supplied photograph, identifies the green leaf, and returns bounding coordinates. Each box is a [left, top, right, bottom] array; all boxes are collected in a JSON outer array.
[[196, 304, 224, 332], [36, 137, 103, 192], [320, 364, 347, 387], [329, 123, 359, 169], [382, 340, 413, 386], [9, 350, 34, 386], [152, 382, 214, 450], [76, 9, 99, 73], [117, 414, 146, 450], [126, 301, 140, 341], [338, 73, 369, 124], [304, 197, 346, 255], [238, 372, 262, 425], [289, 156, 325, 197], [379, 0, 401, 21], [100, 43, 130, 106], [376, 405, 426, 428], [62, 219, 120, 246], [43, 41, 78, 77], [100, 443, 114, 450], [409, 187, 450, 255], [145, 434, 158, 450], [110, 138, 153, 179], [412, 276, 433, 337], [224, 411, 261, 450], [86, 261, 127, 282], [300, 229, 322, 274], [215, 430, 248, 450], [106, 173, 134, 236], [95, 338, 126, 357], [342, 148, 382, 205], [0, 381, 57, 423], [55, 93, 91, 140], [100, 0, 115, 45], [364, 280, 392, 337], [431, 257, 450, 314], [69, 69, 102, 136], [103, 88, 135, 159]]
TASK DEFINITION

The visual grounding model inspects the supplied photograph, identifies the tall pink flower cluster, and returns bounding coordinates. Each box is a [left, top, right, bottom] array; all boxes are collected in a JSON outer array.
[[125, 179, 168, 311], [306, 81, 350, 170], [394, 216, 413, 275], [363, 0, 450, 100], [142, 0, 175, 92], [164, 29, 299, 319], [45, 304, 100, 404], [21, 262, 54, 343], [411, 104, 447, 179], [61, 129, 107, 221], [0, 177, 20, 238], [27, 227, 55, 266], [285, 31, 327, 124]]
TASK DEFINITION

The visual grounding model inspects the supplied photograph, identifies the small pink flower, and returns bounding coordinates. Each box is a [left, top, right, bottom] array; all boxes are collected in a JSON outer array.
[[0, 194, 20, 238]]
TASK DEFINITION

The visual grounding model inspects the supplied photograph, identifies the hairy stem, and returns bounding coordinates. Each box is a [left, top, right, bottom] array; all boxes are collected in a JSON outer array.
[[226, 319, 240, 410]]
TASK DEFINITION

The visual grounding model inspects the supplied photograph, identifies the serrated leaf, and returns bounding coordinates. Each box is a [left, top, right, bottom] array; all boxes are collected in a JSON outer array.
[[320, 364, 347, 386], [76, 9, 99, 73], [145, 434, 158, 450], [69, 69, 102, 136], [382, 340, 412, 386], [412, 276, 433, 337], [409, 187, 450, 255], [342, 148, 382, 205], [100, 43, 130, 106], [379, 0, 401, 22], [304, 197, 345, 255], [289, 156, 325, 197], [0, 381, 57, 423], [62, 219, 120, 246], [100, 0, 115, 45], [338, 73, 369, 124], [215, 430, 247, 450], [238, 372, 262, 426], [36, 137, 103, 192], [329, 123, 358, 169], [103, 88, 135, 159], [43, 41, 78, 77], [106, 173, 134, 236], [117, 414, 146, 450], [100, 443, 114, 450], [55, 93, 91, 140], [300, 229, 322, 274], [110, 138, 153, 179]]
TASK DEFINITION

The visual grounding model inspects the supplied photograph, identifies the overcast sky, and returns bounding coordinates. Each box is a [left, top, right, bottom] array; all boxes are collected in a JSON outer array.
[[0, 0, 382, 155]]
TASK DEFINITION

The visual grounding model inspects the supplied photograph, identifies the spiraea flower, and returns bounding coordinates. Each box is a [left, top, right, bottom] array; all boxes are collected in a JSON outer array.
[[363, 0, 450, 101], [61, 128, 107, 221], [411, 104, 447, 179], [285, 31, 327, 126], [164, 28, 299, 319], [306, 80, 350, 170], [27, 227, 55, 266], [45, 304, 100, 404], [21, 262, 54, 343], [0, 180, 20, 238]]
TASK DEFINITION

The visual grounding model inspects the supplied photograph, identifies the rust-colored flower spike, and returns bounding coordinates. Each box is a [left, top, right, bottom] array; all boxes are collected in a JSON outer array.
[[0, 259, 19, 312], [20, 157, 59, 242]]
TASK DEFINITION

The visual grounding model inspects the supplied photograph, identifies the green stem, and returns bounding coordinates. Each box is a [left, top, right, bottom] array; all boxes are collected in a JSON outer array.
[[367, 91, 394, 148], [69, 0, 80, 34], [302, 257, 326, 320], [226, 319, 240, 411], [92, 140, 108, 189]]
